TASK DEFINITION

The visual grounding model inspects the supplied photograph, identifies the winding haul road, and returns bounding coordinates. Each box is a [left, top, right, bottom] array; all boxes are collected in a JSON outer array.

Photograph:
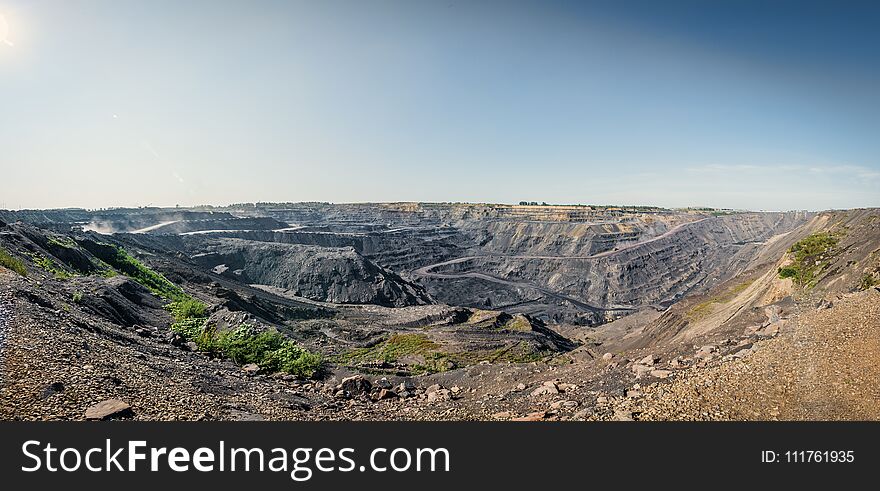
[[413, 217, 712, 313]]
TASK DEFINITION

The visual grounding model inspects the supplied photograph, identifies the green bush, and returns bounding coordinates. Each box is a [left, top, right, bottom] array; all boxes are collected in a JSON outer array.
[[167, 297, 210, 338], [0, 248, 27, 276], [169, 316, 322, 378], [168, 297, 207, 322], [778, 232, 841, 287], [860, 273, 879, 290], [72, 291, 83, 303], [211, 327, 322, 375]]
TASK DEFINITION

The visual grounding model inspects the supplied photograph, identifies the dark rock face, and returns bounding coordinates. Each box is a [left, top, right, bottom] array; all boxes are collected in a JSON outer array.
[[77, 276, 171, 329], [191, 239, 432, 307], [419, 212, 811, 324]]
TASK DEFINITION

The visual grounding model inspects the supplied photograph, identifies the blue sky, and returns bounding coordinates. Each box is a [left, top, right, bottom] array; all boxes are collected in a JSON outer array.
[[0, 0, 878, 210]]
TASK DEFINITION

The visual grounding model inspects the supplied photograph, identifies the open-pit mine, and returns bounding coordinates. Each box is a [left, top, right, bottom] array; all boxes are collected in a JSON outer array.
[[1, 203, 878, 421]]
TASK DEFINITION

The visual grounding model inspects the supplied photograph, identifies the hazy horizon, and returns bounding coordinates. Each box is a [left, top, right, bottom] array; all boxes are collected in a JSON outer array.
[[2, 1, 878, 211]]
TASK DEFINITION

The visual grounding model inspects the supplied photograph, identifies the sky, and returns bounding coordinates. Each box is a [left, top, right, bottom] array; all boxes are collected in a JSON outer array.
[[0, 0, 878, 211]]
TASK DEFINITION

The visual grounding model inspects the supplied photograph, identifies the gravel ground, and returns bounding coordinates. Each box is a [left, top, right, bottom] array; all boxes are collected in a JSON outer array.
[[603, 289, 880, 421]]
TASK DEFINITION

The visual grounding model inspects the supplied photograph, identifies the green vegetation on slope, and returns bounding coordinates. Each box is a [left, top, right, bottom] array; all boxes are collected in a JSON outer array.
[[333, 333, 438, 365], [47, 236, 77, 249], [332, 332, 546, 374], [860, 273, 880, 291], [778, 231, 841, 288], [203, 327, 321, 376], [82, 241, 184, 300], [0, 248, 27, 276], [29, 253, 73, 279], [167, 298, 321, 377]]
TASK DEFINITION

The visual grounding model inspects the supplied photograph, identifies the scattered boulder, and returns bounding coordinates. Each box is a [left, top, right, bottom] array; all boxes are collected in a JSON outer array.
[[340, 375, 372, 396], [557, 382, 577, 392], [426, 388, 452, 403], [530, 382, 559, 397], [625, 388, 642, 398], [396, 380, 416, 398], [695, 345, 716, 360], [242, 363, 260, 374], [755, 321, 782, 337], [631, 364, 653, 378], [602, 352, 614, 362], [549, 400, 579, 410], [638, 354, 659, 366], [85, 399, 132, 420], [373, 388, 397, 401]]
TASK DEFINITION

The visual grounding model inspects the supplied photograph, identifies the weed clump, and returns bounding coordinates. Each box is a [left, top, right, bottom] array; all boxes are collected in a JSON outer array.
[[0, 248, 27, 276]]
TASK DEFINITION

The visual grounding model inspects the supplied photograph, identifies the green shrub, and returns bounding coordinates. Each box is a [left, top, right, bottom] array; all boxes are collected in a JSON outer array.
[[47, 236, 76, 249], [0, 248, 27, 276], [169, 318, 322, 378], [171, 317, 208, 339], [211, 327, 322, 375], [778, 231, 841, 287], [167, 297, 210, 339], [859, 273, 879, 290], [777, 266, 799, 280], [72, 291, 83, 303], [168, 297, 207, 322]]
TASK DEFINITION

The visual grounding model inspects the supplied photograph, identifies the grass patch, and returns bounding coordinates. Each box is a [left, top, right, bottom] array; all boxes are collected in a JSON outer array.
[[180, 323, 321, 377], [414, 343, 546, 373], [333, 333, 547, 374], [778, 231, 841, 288], [29, 253, 73, 279], [47, 236, 77, 248], [72, 291, 83, 303], [332, 333, 438, 365], [502, 315, 534, 332], [168, 297, 207, 321], [0, 248, 27, 276]]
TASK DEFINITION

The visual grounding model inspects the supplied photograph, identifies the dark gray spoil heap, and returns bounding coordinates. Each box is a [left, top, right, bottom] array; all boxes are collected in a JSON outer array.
[[191, 238, 432, 308]]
